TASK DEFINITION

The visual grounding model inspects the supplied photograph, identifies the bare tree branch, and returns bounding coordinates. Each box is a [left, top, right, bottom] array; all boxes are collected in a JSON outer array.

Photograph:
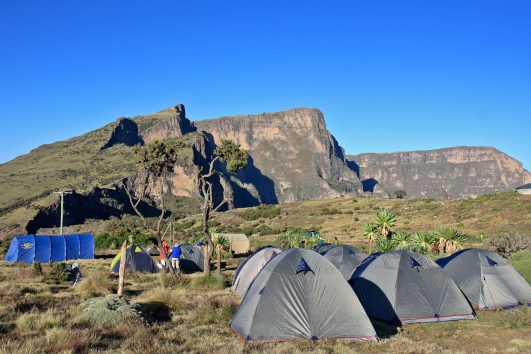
[[121, 180, 147, 228]]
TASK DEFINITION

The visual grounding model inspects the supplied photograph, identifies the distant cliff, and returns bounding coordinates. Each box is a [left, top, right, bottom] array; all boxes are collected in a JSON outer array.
[[347, 147, 531, 199], [194, 108, 361, 203]]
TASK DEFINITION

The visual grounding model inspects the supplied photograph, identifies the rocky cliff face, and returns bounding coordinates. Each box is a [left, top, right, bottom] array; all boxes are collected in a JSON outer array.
[[194, 108, 361, 203], [347, 147, 531, 199]]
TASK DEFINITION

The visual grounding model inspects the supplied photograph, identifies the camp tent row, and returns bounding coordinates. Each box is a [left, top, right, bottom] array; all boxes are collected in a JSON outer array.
[[3, 234, 94, 263], [109, 243, 205, 274], [230, 246, 531, 342]]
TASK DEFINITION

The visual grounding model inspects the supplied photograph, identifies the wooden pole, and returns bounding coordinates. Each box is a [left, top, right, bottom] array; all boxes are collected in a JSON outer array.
[[117, 241, 127, 296]]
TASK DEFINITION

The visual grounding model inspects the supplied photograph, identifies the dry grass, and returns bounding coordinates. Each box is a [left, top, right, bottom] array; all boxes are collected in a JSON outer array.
[[0, 193, 530, 352]]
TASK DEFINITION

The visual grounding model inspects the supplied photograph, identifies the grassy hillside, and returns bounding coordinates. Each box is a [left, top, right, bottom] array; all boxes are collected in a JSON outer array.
[[167, 192, 531, 252]]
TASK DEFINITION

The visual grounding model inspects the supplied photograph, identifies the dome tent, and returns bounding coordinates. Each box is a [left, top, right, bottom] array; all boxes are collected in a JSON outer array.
[[232, 246, 282, 297], [110, 244, 158, 274], [350, 250, 475, 324], [230, 248, 377, 342], [180, 243, 204, 272], [320, 245, 367, 280], [436, 248, 531, 309]]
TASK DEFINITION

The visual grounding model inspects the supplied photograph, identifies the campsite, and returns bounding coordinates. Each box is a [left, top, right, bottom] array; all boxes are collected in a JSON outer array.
[[0, 193, 530, 353]]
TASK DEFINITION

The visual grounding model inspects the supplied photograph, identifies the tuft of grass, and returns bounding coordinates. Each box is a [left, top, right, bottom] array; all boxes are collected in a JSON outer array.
[[139, 288, 185, 312], [190, 296, 238, 326], [500, 308, 529, 329], [75, 270, 113, 298], [16, 308, 63, 332], [189, 274, 229, 290]]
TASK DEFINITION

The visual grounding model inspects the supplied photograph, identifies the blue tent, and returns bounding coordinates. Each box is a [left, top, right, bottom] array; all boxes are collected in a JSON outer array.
[[3, 234, 94, 263]]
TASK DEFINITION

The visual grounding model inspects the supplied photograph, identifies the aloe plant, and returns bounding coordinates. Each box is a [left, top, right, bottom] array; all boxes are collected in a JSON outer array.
[[374, 208, 397, 239], [432, 227, 467, 254]]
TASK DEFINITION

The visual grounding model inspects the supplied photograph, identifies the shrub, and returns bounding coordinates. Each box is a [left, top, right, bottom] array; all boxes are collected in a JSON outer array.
[[276, 228, 304, 248], [487, 232, 530, 258], [78, 295, 145, 328], [44, 263, 69, 284], [254, 224, 274, 236], [239, 204, 281, 221], [374, 236, 393, 252]]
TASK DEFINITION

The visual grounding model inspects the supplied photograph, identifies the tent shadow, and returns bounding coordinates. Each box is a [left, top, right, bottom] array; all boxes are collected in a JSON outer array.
[[137, 302, 172, 323], [350, 277, 401, 338]]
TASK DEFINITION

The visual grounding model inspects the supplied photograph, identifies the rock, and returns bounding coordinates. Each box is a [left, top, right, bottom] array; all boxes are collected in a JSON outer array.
[[141, 104, 195, 143], [348, 147, 531, 199], [194, 108, 361, 203], [101, 117, 143, 150]]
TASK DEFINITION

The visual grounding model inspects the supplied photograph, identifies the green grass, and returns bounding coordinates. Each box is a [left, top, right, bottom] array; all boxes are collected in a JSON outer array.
[[510, 251, 531, 283]]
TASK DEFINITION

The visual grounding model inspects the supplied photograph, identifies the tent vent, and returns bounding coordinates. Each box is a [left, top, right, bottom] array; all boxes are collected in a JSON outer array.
[[311, 335, 318, 340], [409, 257, 422, 270], [245, 335, 252, 340], [348, 250, 356, 255], [259, 287, 265, 295], [189, 249, 194, 254], [295, 258, 314, 275], [486, 256, 498, 267]]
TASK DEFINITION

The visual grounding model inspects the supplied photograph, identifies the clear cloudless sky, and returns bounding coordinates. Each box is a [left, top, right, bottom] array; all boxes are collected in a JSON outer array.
[[0, 1, 530, 168]]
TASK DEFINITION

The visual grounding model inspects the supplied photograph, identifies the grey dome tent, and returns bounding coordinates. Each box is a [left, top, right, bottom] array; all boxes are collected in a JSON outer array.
[[320, 245, 367, 280], [315, 243, 334, 254], [180, 243, 204, 272], [110, 244, 158, 274], [232, 246, 282, 297], [436, 248, 531, 309], [230, 248, 377, 342], [350, 250, 475, 324]]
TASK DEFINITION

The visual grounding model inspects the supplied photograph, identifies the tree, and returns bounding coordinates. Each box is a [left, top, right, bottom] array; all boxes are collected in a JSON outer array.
[[198, 139, 248, 275], [212, 233, 230, 274], [373, 208, 397, 239], [363, 222, 379, 253], [121, 139, 184, 279]]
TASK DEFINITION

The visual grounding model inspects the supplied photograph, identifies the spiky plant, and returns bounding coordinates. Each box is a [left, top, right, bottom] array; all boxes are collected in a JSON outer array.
[[374, 208, 397, 239], [213, 234, 229, 274], [412, 231, 436, 254], [432, 227, 467, 254], [363, 222, 379, 252], [391, 231, 413, 250], [374, 236, 394, 252]]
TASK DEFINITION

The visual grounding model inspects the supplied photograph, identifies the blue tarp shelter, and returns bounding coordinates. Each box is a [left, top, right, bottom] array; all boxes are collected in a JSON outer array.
[[3, 234, 95, 263]]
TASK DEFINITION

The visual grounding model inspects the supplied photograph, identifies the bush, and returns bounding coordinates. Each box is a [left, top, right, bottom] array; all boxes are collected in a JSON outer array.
[[254, 224, 274, 236], [487, 232, 530, 258], [78, 295, 145, 328], [509, 250, 531, 284], [239, 204, 281, 221], [95, 232, 156, 250], [44, 263, 69, 284]]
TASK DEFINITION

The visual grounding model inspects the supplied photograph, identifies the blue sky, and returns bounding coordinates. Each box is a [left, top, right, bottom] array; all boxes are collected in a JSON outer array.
[[1, 1, 530, 169]]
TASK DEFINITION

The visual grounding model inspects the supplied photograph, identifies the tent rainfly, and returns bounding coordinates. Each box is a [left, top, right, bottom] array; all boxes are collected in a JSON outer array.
[[230, 248, 377, 342], [180, 243, 205, 272], [436, 248, 531, 309], [110, 244, 158, 273], [232, 246, 282, 297], [320, 245, 367, 280], [350, 250, 476, 324], [3, 234, 95, 263]]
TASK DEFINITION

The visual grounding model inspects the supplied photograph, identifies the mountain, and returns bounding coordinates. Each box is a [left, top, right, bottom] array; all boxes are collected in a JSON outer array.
[[0, 105, 360, 234], [347, 147, 531, 199], [0, 103, 529, 236]]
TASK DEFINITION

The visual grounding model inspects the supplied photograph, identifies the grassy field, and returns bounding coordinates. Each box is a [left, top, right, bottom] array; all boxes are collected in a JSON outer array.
[[0, 256, 529, 354], [0, 193, 530, 353]]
